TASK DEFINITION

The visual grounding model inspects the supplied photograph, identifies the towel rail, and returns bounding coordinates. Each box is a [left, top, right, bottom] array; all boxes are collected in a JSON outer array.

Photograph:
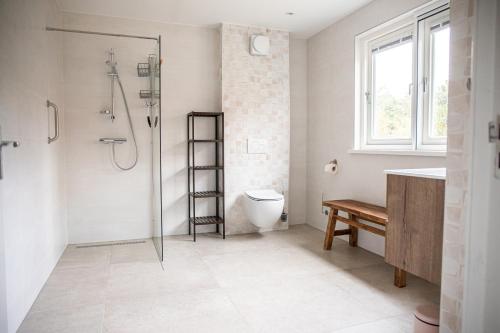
[[46, 100, 60, 144]]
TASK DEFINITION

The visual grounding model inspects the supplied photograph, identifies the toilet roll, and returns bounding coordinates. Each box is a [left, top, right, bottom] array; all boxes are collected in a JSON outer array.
[[324, 159, 338, 175]]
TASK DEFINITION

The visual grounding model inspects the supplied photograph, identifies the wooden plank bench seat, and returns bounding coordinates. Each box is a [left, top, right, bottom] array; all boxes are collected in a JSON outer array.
[[322, 199, 406, 287], [322, 199, 387, 250]]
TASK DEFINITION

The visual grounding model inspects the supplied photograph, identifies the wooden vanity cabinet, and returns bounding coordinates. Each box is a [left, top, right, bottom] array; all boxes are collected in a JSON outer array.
[[385, 174, 445, 285]]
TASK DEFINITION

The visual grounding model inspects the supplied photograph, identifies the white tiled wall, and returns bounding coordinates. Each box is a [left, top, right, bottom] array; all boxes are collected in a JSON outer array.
[[221, 24, 290, 234], [62, 13, 222, 238], [62, 18, 156, 243], [0, 0, 67, 331]]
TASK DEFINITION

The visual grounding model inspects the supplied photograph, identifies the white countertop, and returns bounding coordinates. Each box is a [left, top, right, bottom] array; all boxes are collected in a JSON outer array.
[[384, 168, 446, 180]]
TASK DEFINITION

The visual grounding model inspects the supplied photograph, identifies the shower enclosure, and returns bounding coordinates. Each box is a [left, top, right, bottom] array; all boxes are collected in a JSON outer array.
[[46, 27, 164, 262]]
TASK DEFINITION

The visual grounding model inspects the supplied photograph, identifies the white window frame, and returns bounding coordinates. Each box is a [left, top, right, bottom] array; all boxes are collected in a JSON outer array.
[[418, 9, 450, 150], [354, 0, 449, 153]]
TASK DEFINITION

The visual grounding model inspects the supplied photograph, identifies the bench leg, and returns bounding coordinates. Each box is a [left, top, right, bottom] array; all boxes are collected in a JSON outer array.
[[323, 209, 338, 250], [349, 226, 358, 247], [348, 214, 358, 247], [394, 267, 407, 288]]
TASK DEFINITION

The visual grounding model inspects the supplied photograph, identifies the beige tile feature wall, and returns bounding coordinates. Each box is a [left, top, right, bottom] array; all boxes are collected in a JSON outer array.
[[440, 0, 476, 332], [221, 24, 290, 234]]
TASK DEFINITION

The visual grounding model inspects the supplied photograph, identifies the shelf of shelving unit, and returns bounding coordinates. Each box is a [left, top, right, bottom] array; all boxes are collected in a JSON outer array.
[[187, 111, 225, 242], [189, 166, 224, 170]]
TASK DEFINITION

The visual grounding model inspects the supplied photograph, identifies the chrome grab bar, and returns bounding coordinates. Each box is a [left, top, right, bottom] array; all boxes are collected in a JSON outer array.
[[47, 100, 60, 144]]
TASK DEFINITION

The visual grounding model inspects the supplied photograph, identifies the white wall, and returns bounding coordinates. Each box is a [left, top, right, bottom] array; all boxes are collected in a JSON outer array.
[[63, 14, 156, 243], [0, 179, 6, 333], [463, 0, 500, 331], [289, 38, 308, 225], [0, 0, 68, 331], [306, 0, 446, 256], [484, 0, 500, 327], [161, 24, 220, 235], [62, 13, 221, 238]]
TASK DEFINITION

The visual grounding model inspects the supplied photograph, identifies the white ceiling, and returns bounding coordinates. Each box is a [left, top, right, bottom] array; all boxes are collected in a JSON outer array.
[[56, 0, 373, 38]]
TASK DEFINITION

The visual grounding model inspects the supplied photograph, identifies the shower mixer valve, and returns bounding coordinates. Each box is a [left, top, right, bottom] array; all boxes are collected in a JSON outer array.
[[99, 49, 138, 171], [100, 108, 115, 120]]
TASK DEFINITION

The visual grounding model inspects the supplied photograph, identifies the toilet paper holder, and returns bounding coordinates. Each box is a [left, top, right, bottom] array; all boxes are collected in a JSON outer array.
[[324, 159, 339, 174]]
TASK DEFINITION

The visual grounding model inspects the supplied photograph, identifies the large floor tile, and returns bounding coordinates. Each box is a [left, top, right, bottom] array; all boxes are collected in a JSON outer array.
[[57, 244, 111, 269], [18, 304, 104, 333], [106, 256, 219, 300], [163, 310, 253, 333], [110, 239, 158, 264], [304, 238, 386, 270], [103, 289, 247, 333], [202, 245, 342, 288], [224, 273, 387, 333], [333, 264, 440, 316], [30, 265, 109, 312], [167, 231, 290, 257], [332, 313, 414, 333]]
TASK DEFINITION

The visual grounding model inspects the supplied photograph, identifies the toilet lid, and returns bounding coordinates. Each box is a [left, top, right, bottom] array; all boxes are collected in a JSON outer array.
[[245, 189, 284, 201]]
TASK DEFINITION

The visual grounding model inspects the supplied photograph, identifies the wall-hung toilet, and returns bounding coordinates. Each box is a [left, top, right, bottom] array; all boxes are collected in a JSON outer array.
[[243, 189, 284, 228]]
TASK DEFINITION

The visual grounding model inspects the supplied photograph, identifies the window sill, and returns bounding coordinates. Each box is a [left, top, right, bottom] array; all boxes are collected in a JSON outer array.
[[348, 149, 446, 157]]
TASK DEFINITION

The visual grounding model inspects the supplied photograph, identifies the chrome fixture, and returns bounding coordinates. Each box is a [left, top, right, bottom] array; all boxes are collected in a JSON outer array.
[[46, 26, 158, 41], [46, 100, 60, 144], [102, 49, 138, 171], [105, 49, 117, 122], [100, 108, 112, 116], [0, 125, 20, 180], [99, 138, 127, 144]]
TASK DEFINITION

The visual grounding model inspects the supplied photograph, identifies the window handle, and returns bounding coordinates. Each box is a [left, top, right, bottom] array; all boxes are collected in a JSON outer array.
[[408, 83, 413, 96], [423, 77, 428, 93], [365, 91, 371, 104]]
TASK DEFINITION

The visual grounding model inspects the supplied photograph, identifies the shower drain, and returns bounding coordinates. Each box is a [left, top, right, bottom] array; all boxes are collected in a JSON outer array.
[[76, 240, 146, 248]]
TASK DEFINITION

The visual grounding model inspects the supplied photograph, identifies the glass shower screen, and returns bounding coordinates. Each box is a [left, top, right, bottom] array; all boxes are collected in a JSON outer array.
[[151, 37, 163, 262]]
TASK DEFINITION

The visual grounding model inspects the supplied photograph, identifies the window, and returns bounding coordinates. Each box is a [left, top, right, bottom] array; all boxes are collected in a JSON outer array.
[[355, 2, 450, 152]]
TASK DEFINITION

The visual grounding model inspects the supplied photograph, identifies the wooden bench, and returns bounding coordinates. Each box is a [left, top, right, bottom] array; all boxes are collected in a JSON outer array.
[[322, 200, 405, 287]]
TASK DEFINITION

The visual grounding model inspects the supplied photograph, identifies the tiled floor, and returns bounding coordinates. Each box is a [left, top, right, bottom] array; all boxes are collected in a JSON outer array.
[[19, 225, 440, 333]]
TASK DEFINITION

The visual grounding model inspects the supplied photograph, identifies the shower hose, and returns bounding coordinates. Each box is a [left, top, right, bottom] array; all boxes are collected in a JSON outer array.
[[111, 74, 138, 171]]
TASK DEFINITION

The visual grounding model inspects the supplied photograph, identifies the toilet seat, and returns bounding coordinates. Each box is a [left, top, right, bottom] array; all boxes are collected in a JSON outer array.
[[243, 189, 285, 228], [245, 189, 284, 201]]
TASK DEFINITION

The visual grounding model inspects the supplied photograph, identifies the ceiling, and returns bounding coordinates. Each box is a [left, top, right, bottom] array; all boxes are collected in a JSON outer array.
[[56, 0, 373, 38]]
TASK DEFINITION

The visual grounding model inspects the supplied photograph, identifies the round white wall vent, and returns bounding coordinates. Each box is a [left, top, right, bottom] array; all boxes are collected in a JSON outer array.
[[250, 35, 270, 56]]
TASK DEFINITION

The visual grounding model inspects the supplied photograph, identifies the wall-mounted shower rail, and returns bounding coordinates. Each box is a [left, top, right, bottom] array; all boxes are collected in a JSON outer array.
[[45, 27, 158, 41]]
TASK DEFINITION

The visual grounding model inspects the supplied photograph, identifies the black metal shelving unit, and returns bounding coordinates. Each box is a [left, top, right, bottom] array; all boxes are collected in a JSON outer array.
[[187, 111, 225, 242]]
